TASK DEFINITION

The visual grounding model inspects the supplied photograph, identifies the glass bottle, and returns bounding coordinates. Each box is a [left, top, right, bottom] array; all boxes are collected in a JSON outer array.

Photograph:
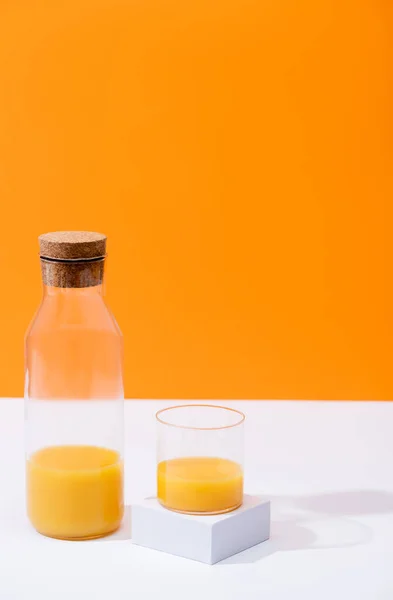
[[25, 231, 124, 540]]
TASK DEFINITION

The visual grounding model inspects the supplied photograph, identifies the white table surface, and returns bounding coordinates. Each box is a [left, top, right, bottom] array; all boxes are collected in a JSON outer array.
[[0, 399, 392, 600]]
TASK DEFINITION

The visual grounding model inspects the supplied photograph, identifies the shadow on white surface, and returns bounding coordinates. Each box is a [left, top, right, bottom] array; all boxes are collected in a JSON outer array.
[[93, 505, 131, 542], [219, 520, 317, 564], [295, 490, 393, 516], [218, 490, 391, 565]]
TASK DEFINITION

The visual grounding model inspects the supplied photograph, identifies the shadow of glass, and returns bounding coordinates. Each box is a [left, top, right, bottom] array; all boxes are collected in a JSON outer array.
[[293, 490, 393, 516], [218, 490, 382, 565], [219, 520, 317, 564]]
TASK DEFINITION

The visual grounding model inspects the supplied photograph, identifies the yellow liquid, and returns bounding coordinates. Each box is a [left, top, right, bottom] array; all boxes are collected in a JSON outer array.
[[157, 456, 243, 514], [27, 445, 123, 540]]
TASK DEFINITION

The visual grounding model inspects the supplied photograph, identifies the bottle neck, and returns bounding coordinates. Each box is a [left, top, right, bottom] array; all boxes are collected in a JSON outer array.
[[43, 282, 104, 297], [40, 258, 105, 290]]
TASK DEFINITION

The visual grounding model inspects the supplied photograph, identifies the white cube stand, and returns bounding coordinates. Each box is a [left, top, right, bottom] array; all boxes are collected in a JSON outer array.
[[131, 495, 270, 564]]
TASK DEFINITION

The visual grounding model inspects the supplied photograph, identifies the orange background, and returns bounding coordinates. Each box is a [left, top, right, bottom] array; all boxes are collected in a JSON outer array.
[[0, 0, 392, 399]]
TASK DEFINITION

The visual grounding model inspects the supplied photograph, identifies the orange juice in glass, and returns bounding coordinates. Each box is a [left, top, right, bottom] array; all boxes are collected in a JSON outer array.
[[156, 405, 245, 515]]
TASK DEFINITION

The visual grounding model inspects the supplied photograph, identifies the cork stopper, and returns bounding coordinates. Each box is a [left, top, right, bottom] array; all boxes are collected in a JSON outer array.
[[39, 231, 107, 288], [39, 231, 106, 261]]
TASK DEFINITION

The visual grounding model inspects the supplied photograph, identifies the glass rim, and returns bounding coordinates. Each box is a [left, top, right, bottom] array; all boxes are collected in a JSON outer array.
[[155, 404, 245, 431]]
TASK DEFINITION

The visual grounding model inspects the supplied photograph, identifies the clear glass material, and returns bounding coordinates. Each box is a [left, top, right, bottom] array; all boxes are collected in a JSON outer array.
[[156, 404, 245, 515], [25, 258, 124, 540]]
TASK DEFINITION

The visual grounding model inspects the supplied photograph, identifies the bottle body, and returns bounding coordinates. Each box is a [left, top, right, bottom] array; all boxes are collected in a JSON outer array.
[[25, 255, 124, 540]]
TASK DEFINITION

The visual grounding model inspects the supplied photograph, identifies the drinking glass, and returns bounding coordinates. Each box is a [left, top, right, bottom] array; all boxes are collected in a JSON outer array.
[[156, 404, 245, 515]]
